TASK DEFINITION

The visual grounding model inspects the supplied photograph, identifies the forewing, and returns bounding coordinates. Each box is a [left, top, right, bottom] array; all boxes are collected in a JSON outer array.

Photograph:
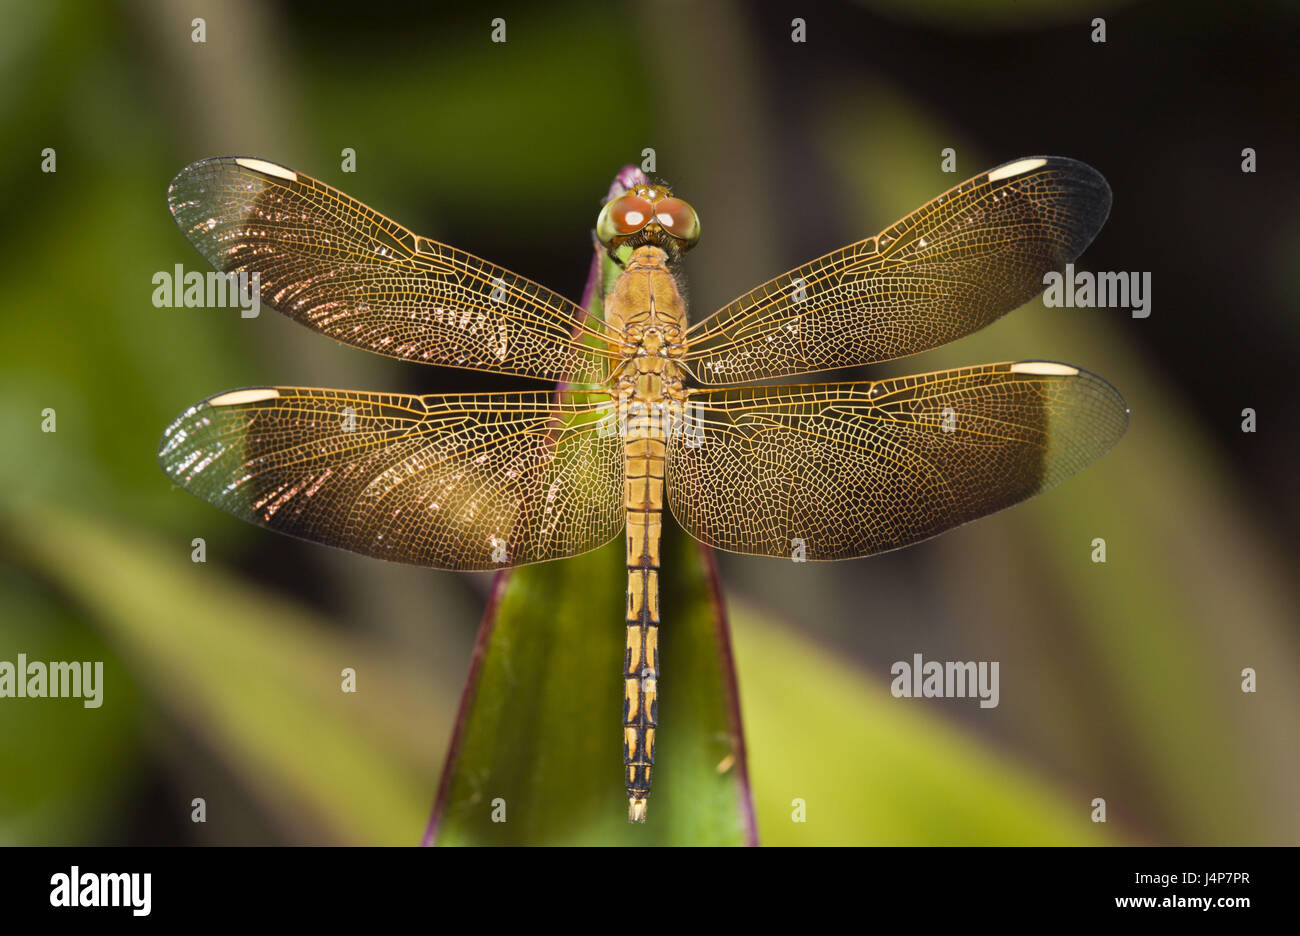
[[685, 157, 1111, 383], [167, 157, 616, 384], [159, 387, 624, 570], [667, 362, 1127, 559]]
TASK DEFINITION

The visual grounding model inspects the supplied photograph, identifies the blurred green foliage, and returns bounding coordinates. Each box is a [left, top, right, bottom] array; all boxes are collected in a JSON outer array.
[[6, 501, 446, 844]]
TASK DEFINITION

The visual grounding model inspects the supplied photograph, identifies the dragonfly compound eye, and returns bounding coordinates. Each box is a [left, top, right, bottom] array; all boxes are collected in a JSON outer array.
[[652, 197, 700, 248], [597, 194, 655, 245]]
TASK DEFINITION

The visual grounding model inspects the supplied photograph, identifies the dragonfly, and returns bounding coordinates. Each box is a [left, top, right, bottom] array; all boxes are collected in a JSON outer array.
[[159, 154, 1128, 823]]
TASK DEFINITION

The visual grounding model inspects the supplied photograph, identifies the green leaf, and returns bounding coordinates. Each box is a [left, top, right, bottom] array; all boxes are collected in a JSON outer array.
[[429, 531, 755, 845]]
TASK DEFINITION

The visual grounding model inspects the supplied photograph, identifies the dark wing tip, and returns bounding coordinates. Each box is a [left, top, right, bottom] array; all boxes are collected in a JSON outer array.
[[1008, 360, 1129, 489], [166, 157, 302, 274], [157, 386, 280, 479], [994, 155, 1112, 260], [166, 155, 297, 220], [156, 401, 203, 479]]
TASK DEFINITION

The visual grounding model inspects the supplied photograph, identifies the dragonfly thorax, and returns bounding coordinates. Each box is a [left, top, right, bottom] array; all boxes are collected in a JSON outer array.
[[606, 246, 688, 402], [606, 247, 686, 331]]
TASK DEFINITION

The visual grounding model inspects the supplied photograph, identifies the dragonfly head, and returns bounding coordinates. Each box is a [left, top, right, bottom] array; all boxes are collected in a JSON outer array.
[[597, 184, 700, 264]]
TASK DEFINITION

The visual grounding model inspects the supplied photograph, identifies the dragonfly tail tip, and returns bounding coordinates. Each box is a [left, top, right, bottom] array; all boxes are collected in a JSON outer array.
[[628, 798, 648, 822]]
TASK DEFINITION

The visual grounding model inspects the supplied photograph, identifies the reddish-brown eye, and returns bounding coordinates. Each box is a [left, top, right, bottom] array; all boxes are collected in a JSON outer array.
[[653, 197, 700, 246], [612, 196, 653, 232], [597, 194, 654, 244]]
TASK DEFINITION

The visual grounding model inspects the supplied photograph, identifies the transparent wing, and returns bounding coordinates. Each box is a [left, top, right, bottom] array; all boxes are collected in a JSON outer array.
[[667, 362, 1127, 559], [159, 387, 624, 570], [685, 157, 1112, 384], [167, 157, 617, 384]]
